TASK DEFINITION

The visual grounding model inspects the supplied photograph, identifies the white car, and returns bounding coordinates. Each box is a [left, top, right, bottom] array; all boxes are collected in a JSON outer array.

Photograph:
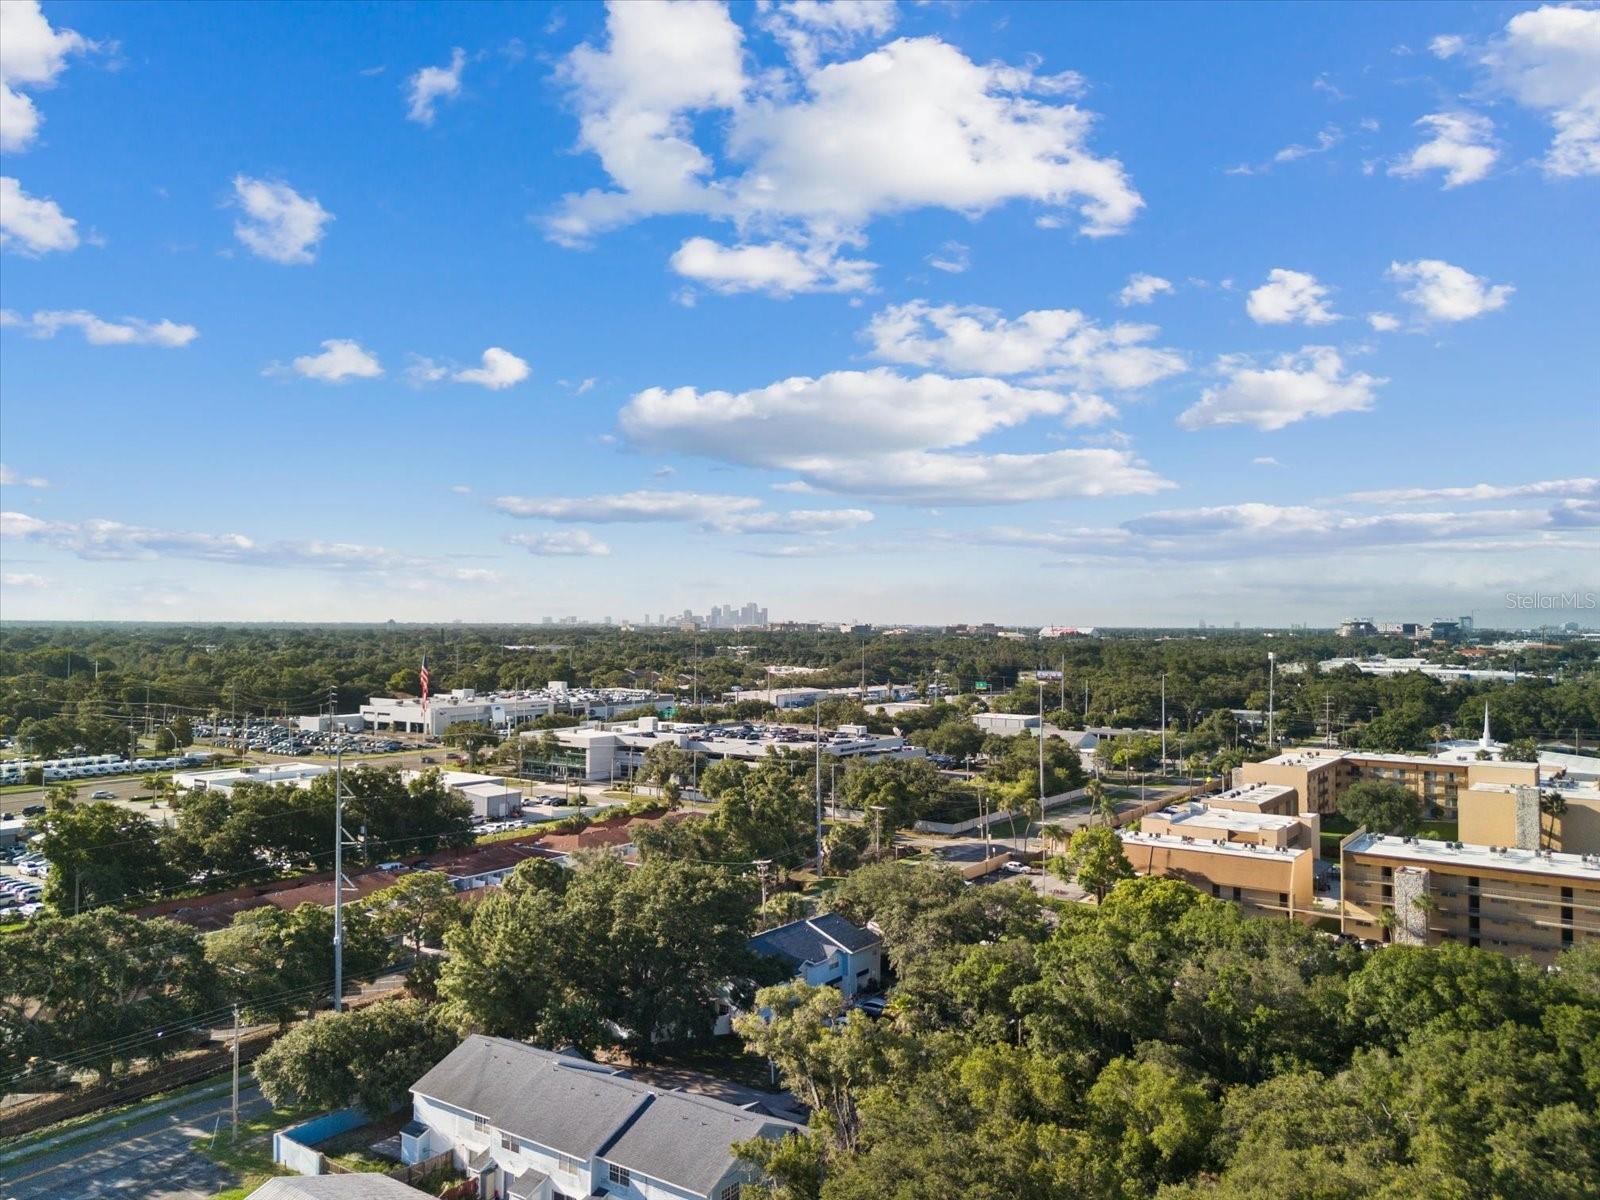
[[91, 789, 115, 799], [1001, 861, 1032, 875]]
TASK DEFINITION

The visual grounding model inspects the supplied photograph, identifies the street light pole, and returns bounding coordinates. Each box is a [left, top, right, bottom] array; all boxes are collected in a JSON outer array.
[[1267, 652, 1277, 750], [231, 1003, 241, 1142], [333, 749, 344, 1012]]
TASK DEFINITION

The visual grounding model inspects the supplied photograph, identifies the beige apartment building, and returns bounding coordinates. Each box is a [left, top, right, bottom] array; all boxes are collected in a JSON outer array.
[[1458, 780, 1600, 855], [1119, 820, 1315, 921], [1142, 799, 1321, 853], [1341, 831, 1600, 964], [1236, 748, 1538, 816], [1200, 780, 1300, 818]]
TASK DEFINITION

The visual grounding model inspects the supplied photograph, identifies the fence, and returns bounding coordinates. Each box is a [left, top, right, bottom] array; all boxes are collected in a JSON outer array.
[[273, 1106, 369, 1175]]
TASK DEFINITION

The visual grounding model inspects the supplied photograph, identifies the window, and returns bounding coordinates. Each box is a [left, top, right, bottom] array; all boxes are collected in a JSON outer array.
[[720, 1186, 742, 1200], [608, 1163, 631, 1188], [472, 1114, 490, 1133], [556, 1154, 581, 1175], [1231, 886, 1242, 901], [1279, 893, 1289, 908], [500, 1133, 517, 1152]]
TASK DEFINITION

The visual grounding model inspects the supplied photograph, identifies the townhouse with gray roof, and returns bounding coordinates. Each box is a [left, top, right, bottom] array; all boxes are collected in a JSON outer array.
[[401, 1036, 797, 1200], [746, 913, 882, 999]]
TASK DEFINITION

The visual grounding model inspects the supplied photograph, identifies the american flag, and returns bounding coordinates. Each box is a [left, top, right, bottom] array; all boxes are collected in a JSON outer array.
[[419, 657, 430, 709]]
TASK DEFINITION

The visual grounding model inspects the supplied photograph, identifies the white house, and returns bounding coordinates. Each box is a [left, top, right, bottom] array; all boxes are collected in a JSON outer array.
[[747, 913, 882, 1000], [402, 1037, 796, 1200]]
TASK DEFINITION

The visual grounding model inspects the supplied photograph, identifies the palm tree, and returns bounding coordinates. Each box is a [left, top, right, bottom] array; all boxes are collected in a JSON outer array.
[[1540, 790, 1567, 851], [1086, 777, 1107, 825], [1040, 822, 1068, 856]]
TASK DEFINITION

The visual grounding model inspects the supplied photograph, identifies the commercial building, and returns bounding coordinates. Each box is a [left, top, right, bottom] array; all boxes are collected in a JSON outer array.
[[402, 769, 522, 821], [1118, 826, 1314, 921], [974, 712, 1041, 736], [1319, 656, 1538, 684], [401, 1036, 797, 1200], [1340, 831, 1600, 963], [526, 717, 923, 783], [172, 761, 332, 794], [360, 684, 673, 736], [1235, 746, 1538, 816], [294, 713, 366, 733]]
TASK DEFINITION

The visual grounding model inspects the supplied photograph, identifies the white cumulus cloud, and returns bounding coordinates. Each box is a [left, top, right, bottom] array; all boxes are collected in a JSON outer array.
[[0, 175, 78, 255], [1430, 34, 1465, 60], [1117, 273, 1173, 306], [1178, 346, 1383, 432], [669, 236, 875, 295], [0, 0, 87, 153], [508, 530, 612, 557], [0, 463, 49, 488], [865, 301, 1184, 394], [454, 347, 530, 390], [1245, 268, 1339, 325], [289, 339, 384, 383], [1367, 312, 1401, 332], [406, 47, 466, 125], [548, 5, 1142, 294], [232, 175, 334, 265], [1388, 258, 1513, 321], [1389, 111, 1498, 188], [1482, 4, 1600, 178], [5, 309, 197, 347]]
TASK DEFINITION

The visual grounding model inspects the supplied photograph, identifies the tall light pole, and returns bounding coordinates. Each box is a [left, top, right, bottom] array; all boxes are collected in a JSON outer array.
[[1267, 652, 1276, 750], [1160, 673, 1167, 771], [814, 702, 824, 868]]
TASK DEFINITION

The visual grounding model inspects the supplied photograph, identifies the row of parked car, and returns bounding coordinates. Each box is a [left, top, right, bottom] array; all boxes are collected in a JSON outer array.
[[197, 722, 412, 757], [1, 850, 48, 919]]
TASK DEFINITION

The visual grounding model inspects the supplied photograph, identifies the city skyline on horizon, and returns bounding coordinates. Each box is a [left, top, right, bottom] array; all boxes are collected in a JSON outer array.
[[2, 1, 1596, 626]]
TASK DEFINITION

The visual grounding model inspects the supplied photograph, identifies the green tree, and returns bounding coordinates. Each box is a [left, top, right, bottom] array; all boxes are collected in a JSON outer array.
[[255, 999, 458, 1116], [207, 902, 387, 1026], [838, 757, 946, 831], [36, 802, 180, 913], [1337, 779, 1422, 836], [1055, 826, 1134, 903], [1086, 1056, 1218, 1190], [0, 912, 220, 1084], [364, 870, 462, 954], [441, 721, 500, 768]]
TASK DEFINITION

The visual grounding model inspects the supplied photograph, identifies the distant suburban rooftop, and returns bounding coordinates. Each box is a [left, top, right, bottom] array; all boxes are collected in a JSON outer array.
[[247, 1175, 431, 1200], [1156, 800, 1303, 833], [749, 913, 881, 968], [1344, 833, 1600, 878], [1118, 831, 1306, 861]]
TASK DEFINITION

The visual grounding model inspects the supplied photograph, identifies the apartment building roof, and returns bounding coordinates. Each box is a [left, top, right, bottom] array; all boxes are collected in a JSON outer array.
[[1153, 801, 1304, 835], [248, 1175, 431, 1199], [1344, 833, 1600, 879], [412, 1037, 796, 1196], [1119, 831, 1307, 862], [1204, 781, 1298, 807]]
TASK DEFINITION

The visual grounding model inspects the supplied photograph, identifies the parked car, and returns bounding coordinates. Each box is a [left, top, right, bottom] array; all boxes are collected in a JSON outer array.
[[90, 789, 115, 799], [22, 805, 45, 816], [1001, 860, 1032, 875], [854, 995, 890, 1018]]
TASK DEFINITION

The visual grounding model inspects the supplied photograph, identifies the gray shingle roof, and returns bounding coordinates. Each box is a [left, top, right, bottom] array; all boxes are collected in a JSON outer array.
[[599, 1090, 796, 1198], [247, 1177, 433, 1200], [747, 912, 880, 968], [411, 1036, 798, 1198], [412, 1036, 649, 1159]]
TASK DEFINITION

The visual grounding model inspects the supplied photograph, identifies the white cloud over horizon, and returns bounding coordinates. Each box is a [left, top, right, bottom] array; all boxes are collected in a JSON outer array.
[[1246, 269, 1339, 325], [2, 308, 197, 347], [287, 339, 384, 382], [0, 0, 87, 153], [406, 47, 466, 125], [1388, 258, 1513, 321]]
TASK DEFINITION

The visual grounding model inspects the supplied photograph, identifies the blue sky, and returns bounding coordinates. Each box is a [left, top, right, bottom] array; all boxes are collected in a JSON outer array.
[[1, 0, 1596, 626]]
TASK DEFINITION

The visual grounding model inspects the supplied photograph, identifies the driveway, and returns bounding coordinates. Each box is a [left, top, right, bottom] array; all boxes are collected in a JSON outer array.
[[2, 1080, 269, 1199]]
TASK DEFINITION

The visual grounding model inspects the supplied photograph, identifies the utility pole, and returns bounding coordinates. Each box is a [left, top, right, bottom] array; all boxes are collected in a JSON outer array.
[[755, 859, 772, 908], [869, 805, 886, 860], [231, 1004, 241, 1142], [1267, 652, 1276, 749], [1037, 674, 1046, 819], [333, 749, 347, 1012], [814, 703, 824, 868], [1084, 680, 1090, 721], [1160, 674, 1167, 770]]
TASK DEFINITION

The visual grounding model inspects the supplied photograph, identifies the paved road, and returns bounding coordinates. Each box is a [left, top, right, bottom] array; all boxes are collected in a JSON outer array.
[[2, 1080, 270, 1200]]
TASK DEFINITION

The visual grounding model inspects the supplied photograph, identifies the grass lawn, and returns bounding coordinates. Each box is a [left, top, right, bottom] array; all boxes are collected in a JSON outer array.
[[195, 1102, 318, 1200], [0, 1073, 238, 1170]]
